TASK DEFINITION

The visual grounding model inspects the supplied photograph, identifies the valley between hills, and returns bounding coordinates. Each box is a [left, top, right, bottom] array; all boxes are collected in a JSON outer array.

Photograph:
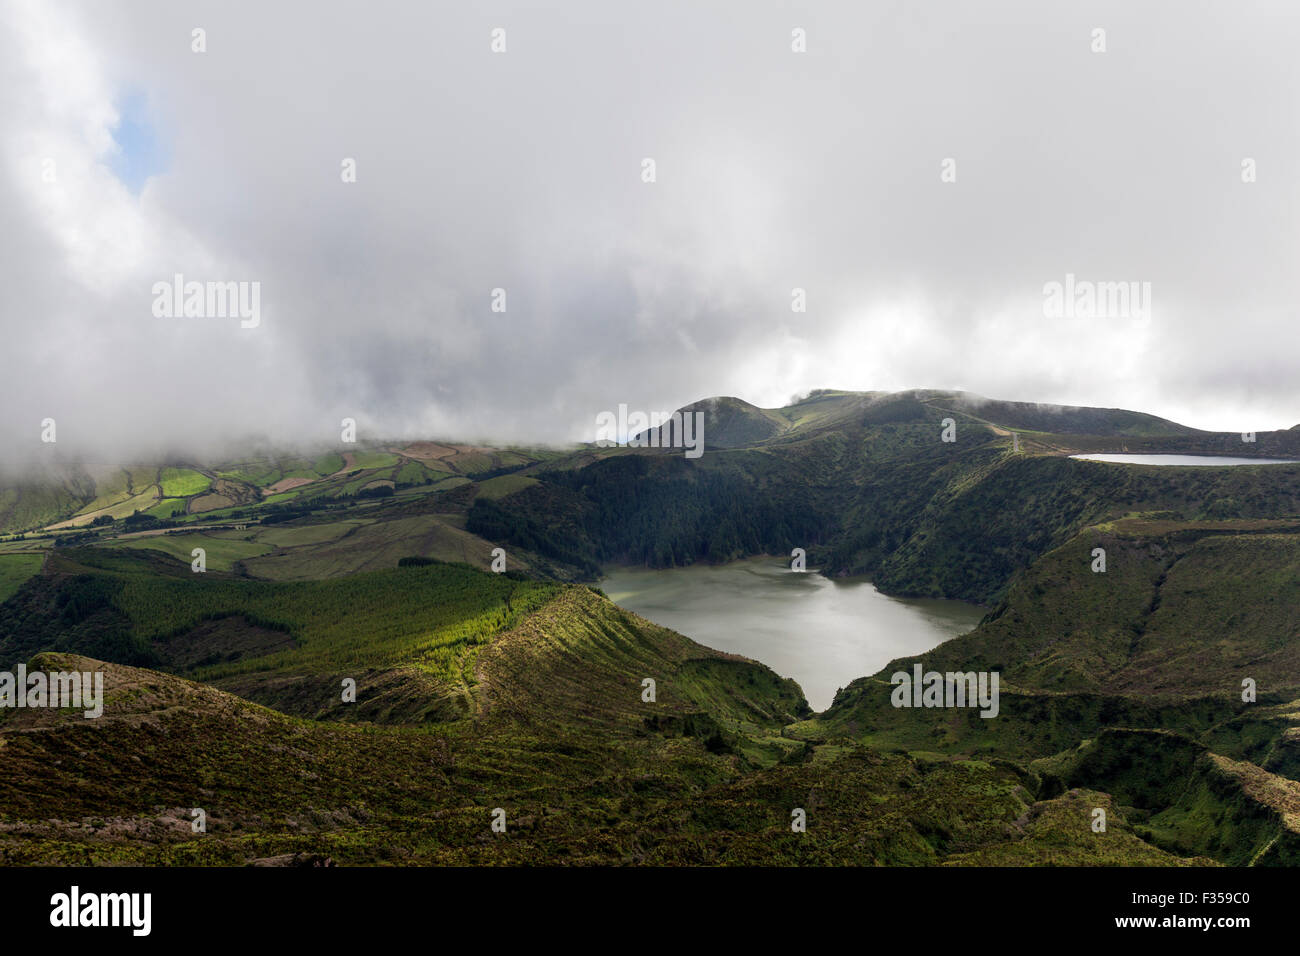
[[2, 388, 1300, 866]]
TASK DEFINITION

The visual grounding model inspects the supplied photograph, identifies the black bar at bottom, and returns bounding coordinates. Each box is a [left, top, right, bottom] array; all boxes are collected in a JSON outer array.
[[1, 864, 1275, 942]]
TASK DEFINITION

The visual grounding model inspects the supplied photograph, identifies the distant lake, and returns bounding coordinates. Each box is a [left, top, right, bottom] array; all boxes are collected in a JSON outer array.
[[601, 557, 984, 712], [1070, 454, 1300, 466]]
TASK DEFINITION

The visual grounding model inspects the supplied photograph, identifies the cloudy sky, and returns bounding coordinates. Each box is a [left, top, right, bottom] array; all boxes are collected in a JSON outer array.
[[3, 0, 1298, 464]]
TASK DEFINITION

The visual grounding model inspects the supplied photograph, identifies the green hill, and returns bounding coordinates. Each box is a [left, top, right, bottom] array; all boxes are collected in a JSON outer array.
[[476, 391, 1300, 602], [2, 389, 1299, 867], [632, 396, 790, 449], [0, 543, 1219, 866]]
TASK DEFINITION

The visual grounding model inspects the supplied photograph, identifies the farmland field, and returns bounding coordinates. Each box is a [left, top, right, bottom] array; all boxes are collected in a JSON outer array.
[[159, 468, 212, 497], [0, 553, 42, 603], [474, 474, 539, 500], [113, 533, 274, 570]]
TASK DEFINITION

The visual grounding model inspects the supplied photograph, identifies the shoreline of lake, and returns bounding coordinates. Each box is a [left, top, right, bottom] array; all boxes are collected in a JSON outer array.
[[600, 556, 985, 712]]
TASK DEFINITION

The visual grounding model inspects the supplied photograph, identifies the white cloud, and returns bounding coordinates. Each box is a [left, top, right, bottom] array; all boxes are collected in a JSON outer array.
[[2, 0, 1298, 471]]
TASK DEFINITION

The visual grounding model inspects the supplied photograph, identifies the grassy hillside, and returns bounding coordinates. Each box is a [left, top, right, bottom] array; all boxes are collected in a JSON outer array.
[[784, 515, 1300, 863], [836, 517, 1300, 702], [1, 389, 1298, 867], [0, 640, 1205, 867], [0, 553, 42, 603], [631, 395, 790, 448], [0, 522, 1285, 866], [1034, 730, 1300, 865], [0, 548, 559, 720], [476, 393, 1300, 603], [0, 440, 568, 535], [8, 390, 1299, 610]]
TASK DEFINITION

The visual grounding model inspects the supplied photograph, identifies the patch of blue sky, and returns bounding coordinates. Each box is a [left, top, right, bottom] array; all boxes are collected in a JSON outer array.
[[108, 91, 167, 193]]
